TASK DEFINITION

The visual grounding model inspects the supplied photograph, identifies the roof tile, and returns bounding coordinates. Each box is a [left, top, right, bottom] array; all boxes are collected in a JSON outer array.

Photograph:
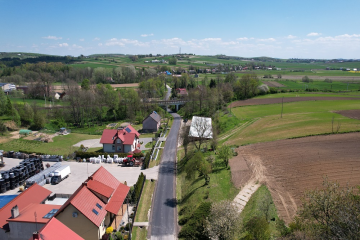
[[70, 186, 107, 226], [87, 179, 114, 199], [0, 184, 51, 230]]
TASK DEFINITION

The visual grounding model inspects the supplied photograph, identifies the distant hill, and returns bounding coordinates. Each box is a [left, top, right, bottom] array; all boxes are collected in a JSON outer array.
[[0, 52, 57, 60]]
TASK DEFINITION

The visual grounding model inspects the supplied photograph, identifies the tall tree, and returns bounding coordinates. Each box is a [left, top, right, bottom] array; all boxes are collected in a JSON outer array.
[[218, 144, 232, 167], [205, 200, 241, 240]]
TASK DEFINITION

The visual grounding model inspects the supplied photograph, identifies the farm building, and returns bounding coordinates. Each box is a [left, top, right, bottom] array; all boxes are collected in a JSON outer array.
[[189, 116, 213, 140], [142, 111, 161, 132], [54, 167, 130, 240], [100, 125, 141, 153]]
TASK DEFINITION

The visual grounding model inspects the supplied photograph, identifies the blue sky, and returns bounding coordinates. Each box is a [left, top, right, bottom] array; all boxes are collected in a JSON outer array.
[[1, 0, 360, 58]]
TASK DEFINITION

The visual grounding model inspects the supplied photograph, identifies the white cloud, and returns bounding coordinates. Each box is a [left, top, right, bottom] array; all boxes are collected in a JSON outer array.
[[307, 32, 321, 37], [98, 43, 103, 46], [141, 33, 154, 37], [237, 37, 249, 41], [59, 43, 69, 47], [286, 35, 297, 39], [93, 37, 100, 41], [79, 39, 85, 42], [42, 36, 62, 40], [257, 38, 276, 42], [72, 44, 83, 49]]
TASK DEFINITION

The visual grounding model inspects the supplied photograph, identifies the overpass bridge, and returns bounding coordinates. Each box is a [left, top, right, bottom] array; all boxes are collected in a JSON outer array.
[[146, 99, 188, 111]]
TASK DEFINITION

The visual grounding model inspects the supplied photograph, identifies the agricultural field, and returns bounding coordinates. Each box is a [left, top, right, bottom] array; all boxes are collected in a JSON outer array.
[[275, 79, 360, 91], [234, 133, 360, 223], [226, 99, 360, 146]]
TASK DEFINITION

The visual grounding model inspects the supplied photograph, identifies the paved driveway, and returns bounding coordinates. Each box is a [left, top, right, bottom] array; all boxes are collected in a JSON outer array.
[[140, 137, 153, 150], [150, 112, 181, 240], [73, 139, 102, 148], [0, 158, 159, 195]]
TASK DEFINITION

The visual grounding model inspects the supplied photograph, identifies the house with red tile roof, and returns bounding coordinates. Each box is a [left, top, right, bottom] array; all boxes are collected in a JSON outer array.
[[0, 184, 53, 240], [31, 217, 84, 240], [54, 166, 130, 240], [100, 125, 141, 153], [176, 88, 188, 97]]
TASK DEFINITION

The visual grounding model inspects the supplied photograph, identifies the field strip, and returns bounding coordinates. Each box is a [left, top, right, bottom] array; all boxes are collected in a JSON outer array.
[[219, 118, 260, 141], [233, 180, 260, 212]]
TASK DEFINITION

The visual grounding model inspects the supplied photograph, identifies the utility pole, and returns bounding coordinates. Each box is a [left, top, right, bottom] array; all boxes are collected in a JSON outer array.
[[281, 97, 284, 118]]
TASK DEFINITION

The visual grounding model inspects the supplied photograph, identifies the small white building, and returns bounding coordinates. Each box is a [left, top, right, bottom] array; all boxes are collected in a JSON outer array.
[[189, 116, 213, 139]]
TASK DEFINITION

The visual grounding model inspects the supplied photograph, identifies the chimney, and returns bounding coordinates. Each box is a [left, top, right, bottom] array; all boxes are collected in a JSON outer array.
[[11, 205, 19, 218], [33, 231, 40, 240]]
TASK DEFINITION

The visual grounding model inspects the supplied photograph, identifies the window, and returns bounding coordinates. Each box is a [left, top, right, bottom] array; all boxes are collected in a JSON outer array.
[[117, 146, 121, 151], [43, 209, 58, 219], [96, 203, 102, 210], [117, 139, 120, 144], [112, 145, 115, 150], [92, 209, 99, 215]]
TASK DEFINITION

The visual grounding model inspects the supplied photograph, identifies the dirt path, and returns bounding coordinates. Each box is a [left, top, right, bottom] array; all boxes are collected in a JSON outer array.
[[229, 96, 360, 108]]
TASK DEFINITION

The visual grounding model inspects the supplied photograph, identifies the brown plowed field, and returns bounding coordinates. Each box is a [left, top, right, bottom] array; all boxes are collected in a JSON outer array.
[[229, 96, 360, 108], [336, 109, 360, 120], [262, 81, 285, 88], [231, 133, 360, 223]]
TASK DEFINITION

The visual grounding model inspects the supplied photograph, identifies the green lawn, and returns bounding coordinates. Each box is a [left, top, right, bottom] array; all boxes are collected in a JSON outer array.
[[0, 133, 100, 155], [227, 100, 360, 146]]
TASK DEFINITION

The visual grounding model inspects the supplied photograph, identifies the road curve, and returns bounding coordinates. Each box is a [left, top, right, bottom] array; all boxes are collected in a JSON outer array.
[[150, 112, 181, 240]]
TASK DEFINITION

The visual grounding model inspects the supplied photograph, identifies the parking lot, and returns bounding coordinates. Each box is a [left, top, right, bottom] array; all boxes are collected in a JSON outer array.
[[0, 157, 159, 195]]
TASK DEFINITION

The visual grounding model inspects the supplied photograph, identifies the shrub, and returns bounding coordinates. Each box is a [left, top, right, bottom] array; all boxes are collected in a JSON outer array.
[[178, 202, 211, 239], [178, 216, 189, 225], [115, 232, 123, 240], [124, 223, 132, 231], [324, 78, 333, 83], [269, 87, 278, 94], [106, 226, 114, 234]]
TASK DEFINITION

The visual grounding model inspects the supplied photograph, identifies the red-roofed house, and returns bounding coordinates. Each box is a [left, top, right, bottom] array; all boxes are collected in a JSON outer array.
[[100, 125, 140, 153], [54, 166, 130, 240], [176, 88, 188, 97], [0, 184, 53, 240], [31, 217, 84, 240]]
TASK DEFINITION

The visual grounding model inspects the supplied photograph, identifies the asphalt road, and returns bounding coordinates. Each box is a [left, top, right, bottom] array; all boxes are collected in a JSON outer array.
[[150, 111, 181, 240]]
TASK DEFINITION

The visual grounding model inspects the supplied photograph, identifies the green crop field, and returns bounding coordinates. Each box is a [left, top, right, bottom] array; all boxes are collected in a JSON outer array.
[[254, 92, 360, 99], [226, 100, 360, 146], [276, 80, 360, 91]]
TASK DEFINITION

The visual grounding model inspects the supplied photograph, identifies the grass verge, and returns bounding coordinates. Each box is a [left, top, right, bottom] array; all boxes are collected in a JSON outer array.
[[134, 180, 156, 222], [131, 227, 147, 240], [240, 185, 280, 238]]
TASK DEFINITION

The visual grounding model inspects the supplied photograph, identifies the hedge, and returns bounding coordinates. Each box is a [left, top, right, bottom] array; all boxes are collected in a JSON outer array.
[[131, 172, 146, 203], [75, 151, 144, 159]]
